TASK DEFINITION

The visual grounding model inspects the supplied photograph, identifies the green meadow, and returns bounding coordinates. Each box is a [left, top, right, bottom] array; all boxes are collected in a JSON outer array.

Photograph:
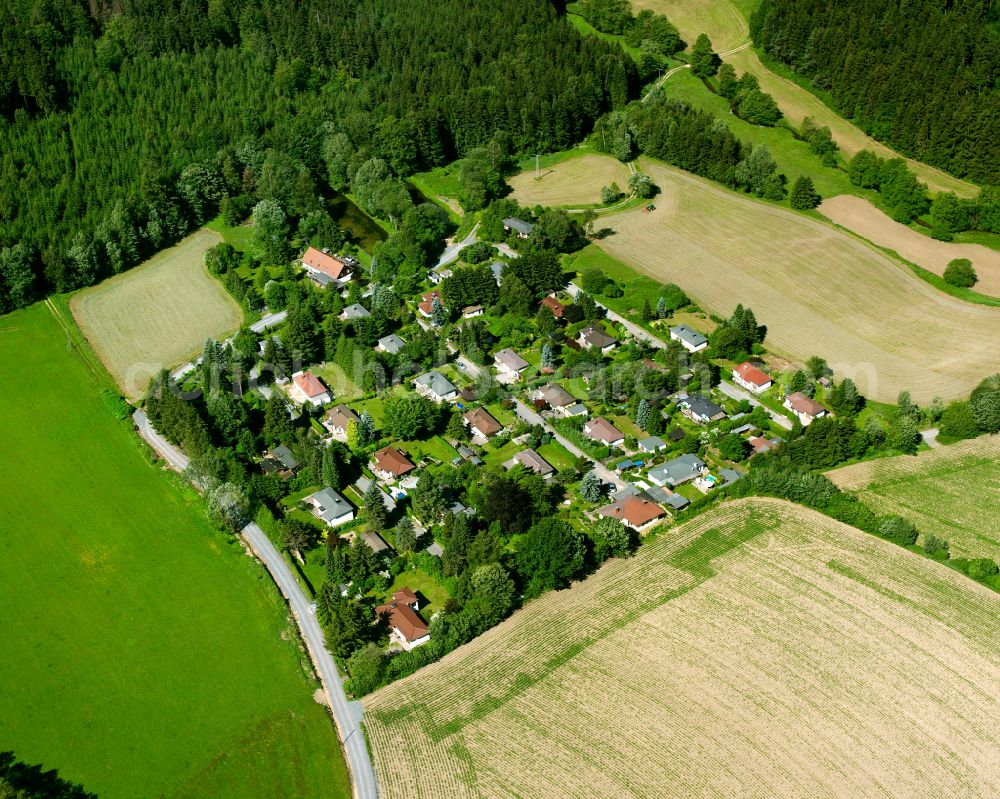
[[0, 302, 350, 799]]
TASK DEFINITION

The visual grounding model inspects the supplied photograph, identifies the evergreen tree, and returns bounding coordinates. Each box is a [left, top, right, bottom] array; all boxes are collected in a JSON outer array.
[[579, 471, 604, 502], [359, 411, 376, 444], [394, 516, 417, 553], [689, 34, 719, 78], [431, 296, 447, 327], [321, 446, 340, 488], [635, 398, 651, 430], [790, 175, 821, 209], [363, 481, 388, 532], [541, 342, 556, 370]]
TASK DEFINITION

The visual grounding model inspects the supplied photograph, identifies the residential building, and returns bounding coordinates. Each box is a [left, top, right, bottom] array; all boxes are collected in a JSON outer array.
[[262, 444, 300, 476], [598, 494, 666, 532], [376, 334, 406, 355], [324, 404, 360, 438], [663, 492, 690, 512], [428, 266, 453, 285], [372, 446, 416, 481], [648, 454, 707, 487], [494, 348, 530, 380], [540, 294, 565, 318], [418, 290, 443, 318], [638, 436, 667, 453], [414, 370, 458, 402], [375, 600, 430, 651], [577, 325, 618, 354], [339, 303, 371, 321], [508, 448, 555, 478], [463, 407, 503, 441], [391, 586, 420, 611], [301, 247, 353, 283], [462, 305, 484, 318], [289, 371, 332, 406], [680, 394, 726, 425], [732, 361, 773, 393], [583, 416, 625, 447], [361, 531, 391, 554], [503, 217, 534, 238], [670, 324, 709, 353], [534, 383, 576, 411], [749, 436, 777, 455], [305, 487, 355, 527], [784, 392, 829, 426]]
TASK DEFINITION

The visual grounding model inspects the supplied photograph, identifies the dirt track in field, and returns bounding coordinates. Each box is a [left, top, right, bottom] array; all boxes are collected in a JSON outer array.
[[820, 195, 1000, 297], [592, 158, 1000, 403], [364, 498, 1000, 798]]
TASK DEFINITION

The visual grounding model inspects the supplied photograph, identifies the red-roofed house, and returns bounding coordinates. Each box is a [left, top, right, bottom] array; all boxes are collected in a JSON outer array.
[[463, 407, 503, 441], [783, 392, 828, 426], [749, 435, 776, 455], [732, 362, 773, 394], [392, 586, 419, 610], [418, 290, 443, 318], [375, 600, 430, 650], [598, 495, 666, 532], [540, 295, 565, 319], [288, 371, 331, 406], [372, 446, 416, 481], [301, 247, 353, 282]]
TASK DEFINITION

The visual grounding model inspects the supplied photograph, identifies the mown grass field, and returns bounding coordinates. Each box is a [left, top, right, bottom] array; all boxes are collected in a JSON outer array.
[[594, 158, 1000, 403], [642, 0, 978, 197], [70, 228, 243, 400], [820, 195, 1000, 297], [364, 497, 1000, 798], [828, 435, 1000, 562], [0, 303, 349, 799], [508, 152, 631, 208]]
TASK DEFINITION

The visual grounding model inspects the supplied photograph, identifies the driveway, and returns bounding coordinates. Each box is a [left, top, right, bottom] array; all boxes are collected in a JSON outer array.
[[514, 400, 626, 490], [717, 380, 793, 430], [241, 522, 379, 799], [435, 222, 480, 269], [132, 410, 190, 471]]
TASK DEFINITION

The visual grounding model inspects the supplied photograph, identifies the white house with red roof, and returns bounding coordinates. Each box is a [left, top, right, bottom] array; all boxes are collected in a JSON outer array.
[[732, 362, 773, 394], [783, 392, 828, 426], [417, 290, 443, 318], [300, 247, 353, 283], [288, 370, 331, 406]]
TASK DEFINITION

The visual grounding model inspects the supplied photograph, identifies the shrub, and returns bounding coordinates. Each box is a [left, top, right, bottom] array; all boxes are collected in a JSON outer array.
[[938, 400, 980, 440], [877, 515, 918, 546], [943, 258, 977, 288], [966, 558, 999, 580]]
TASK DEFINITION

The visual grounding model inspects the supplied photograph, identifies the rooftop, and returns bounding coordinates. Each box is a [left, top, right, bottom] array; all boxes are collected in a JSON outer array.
[[375, 601, 428, 642], [786, 392, 828, 417], [302, 247, 350, 280], [309, 487, 354, 523], [463, 406, 502, 437], [494, 348, 529, 372], [537, 383, 575, 407], [670, 324, 708, 348], [377, 334, 406, 354], [415, 370, 458, 398], [734, 361, 772, 387], [293, 371, 329, 399], [512, 448, 554, 476], [578, 325, 618, 349], [341, 303, 371, 320], [325, 404, 360, 430], [374, 446, 415, 477], [503, 217, 534, 235], [585, 416, 625, 444]]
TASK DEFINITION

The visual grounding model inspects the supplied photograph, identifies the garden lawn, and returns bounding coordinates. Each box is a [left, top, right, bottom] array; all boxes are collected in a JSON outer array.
[[0, 303, 349, 799], [536, 441, 578, 471], [385, 568, 450, 618]]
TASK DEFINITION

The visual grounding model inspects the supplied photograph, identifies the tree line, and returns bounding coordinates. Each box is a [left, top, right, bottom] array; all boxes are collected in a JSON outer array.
[[750, 0, 1000, 183], [0, 0, 637, 311]]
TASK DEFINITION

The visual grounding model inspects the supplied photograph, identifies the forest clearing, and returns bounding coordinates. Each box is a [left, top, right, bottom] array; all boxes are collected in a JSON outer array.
[[819, 195, 1000, 297], [829, 435, 1000, 561], [363, 497, 1000, 798], [508, 152, 632, 208], [594, 159, 1000, 403], [70, 228, 242, 400]]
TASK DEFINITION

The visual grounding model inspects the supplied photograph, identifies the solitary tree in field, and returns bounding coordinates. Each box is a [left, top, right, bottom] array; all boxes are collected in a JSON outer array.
[[689, 34, 719, 78], [601, 182, 621, 204], [790, 175, 821, 209], [943, 258, 977, 288], [628, 171, 655, 198]]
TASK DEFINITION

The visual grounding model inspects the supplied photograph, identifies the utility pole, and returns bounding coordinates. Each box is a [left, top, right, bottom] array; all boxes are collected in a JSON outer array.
[[535, 153, 540, 180]]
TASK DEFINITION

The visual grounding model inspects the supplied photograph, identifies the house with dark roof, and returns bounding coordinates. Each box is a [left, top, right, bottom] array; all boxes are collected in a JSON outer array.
[[680, 394, 726, 425], [638, 436, 667, 453], [507, 448, 555, 478], [584, 416, 626, 447], [503, 217, 534, 238], [376, 334, 406, 355], [305, 487, 355, 527], [733, 361, 773, 393], [783, 392, 828, 426], [577, 325, 618, 354], [414, 370, 458, 402], [463, 407, 503, 441], [324, 404, 360, 438], [372, 446, 416, 481], [669, 324, 708, 353], [648, 453, 706, 487]]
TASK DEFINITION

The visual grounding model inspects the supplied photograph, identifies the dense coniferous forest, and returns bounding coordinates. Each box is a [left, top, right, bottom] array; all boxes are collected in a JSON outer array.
[[0, 0, 635, 308], [750, 0, 1000, 183]]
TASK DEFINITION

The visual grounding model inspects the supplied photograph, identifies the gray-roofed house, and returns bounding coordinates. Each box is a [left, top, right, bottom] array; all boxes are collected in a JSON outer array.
[[414, 370, 458, 402], [503, 217, 534, 238], [305, 487, 355, 527], [360, 531, 390, 554], [680, 394, 727, 425], [507, 448, 555, 478], [718, 468, 743, 488], [376, 334, 406, 355], [339, 303, 371, 321], [669, 324, 709, 353], [494, 348, 530, 380], [576, 325, 619, 354], [663, 492, 690, 511], [268, 445, 300, 471], [638, 436, 667, 453], [647, 453, 707, 487]]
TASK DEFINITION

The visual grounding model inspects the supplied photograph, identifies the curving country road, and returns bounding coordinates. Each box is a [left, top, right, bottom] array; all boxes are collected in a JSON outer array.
[[133, 409, 190, 471], [241, 522, 379, 799], [435, 221, 480, 269]]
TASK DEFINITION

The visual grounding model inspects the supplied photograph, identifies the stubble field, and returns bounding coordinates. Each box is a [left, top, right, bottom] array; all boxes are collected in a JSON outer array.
[[820, 195, 1000, 297], [508, 152, 632, 208], [829, 435, 1000, 561], [363, 497, 1000, 798], [70, 228, 243, 400], [594, 158, 1000, 402]]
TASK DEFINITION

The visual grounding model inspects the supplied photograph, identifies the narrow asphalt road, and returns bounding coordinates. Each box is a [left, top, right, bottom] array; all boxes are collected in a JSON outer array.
[[241, 522, 379, 799], [717, 380, 794, 430], [514, 400, 626, 490], [133, 410, 190, 471], [435, 221, 480, 269]]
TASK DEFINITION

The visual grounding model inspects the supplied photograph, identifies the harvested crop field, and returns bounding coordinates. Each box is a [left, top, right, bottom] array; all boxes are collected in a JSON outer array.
[[364, 498, 1000, 798], [595, 158, 1000, 402], [635, 0, 748, 52], [71, 228, 243, 400], [508, 153, 631, 208], [829, 435, 1000, 561], [820, 194, 1000, 296]]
